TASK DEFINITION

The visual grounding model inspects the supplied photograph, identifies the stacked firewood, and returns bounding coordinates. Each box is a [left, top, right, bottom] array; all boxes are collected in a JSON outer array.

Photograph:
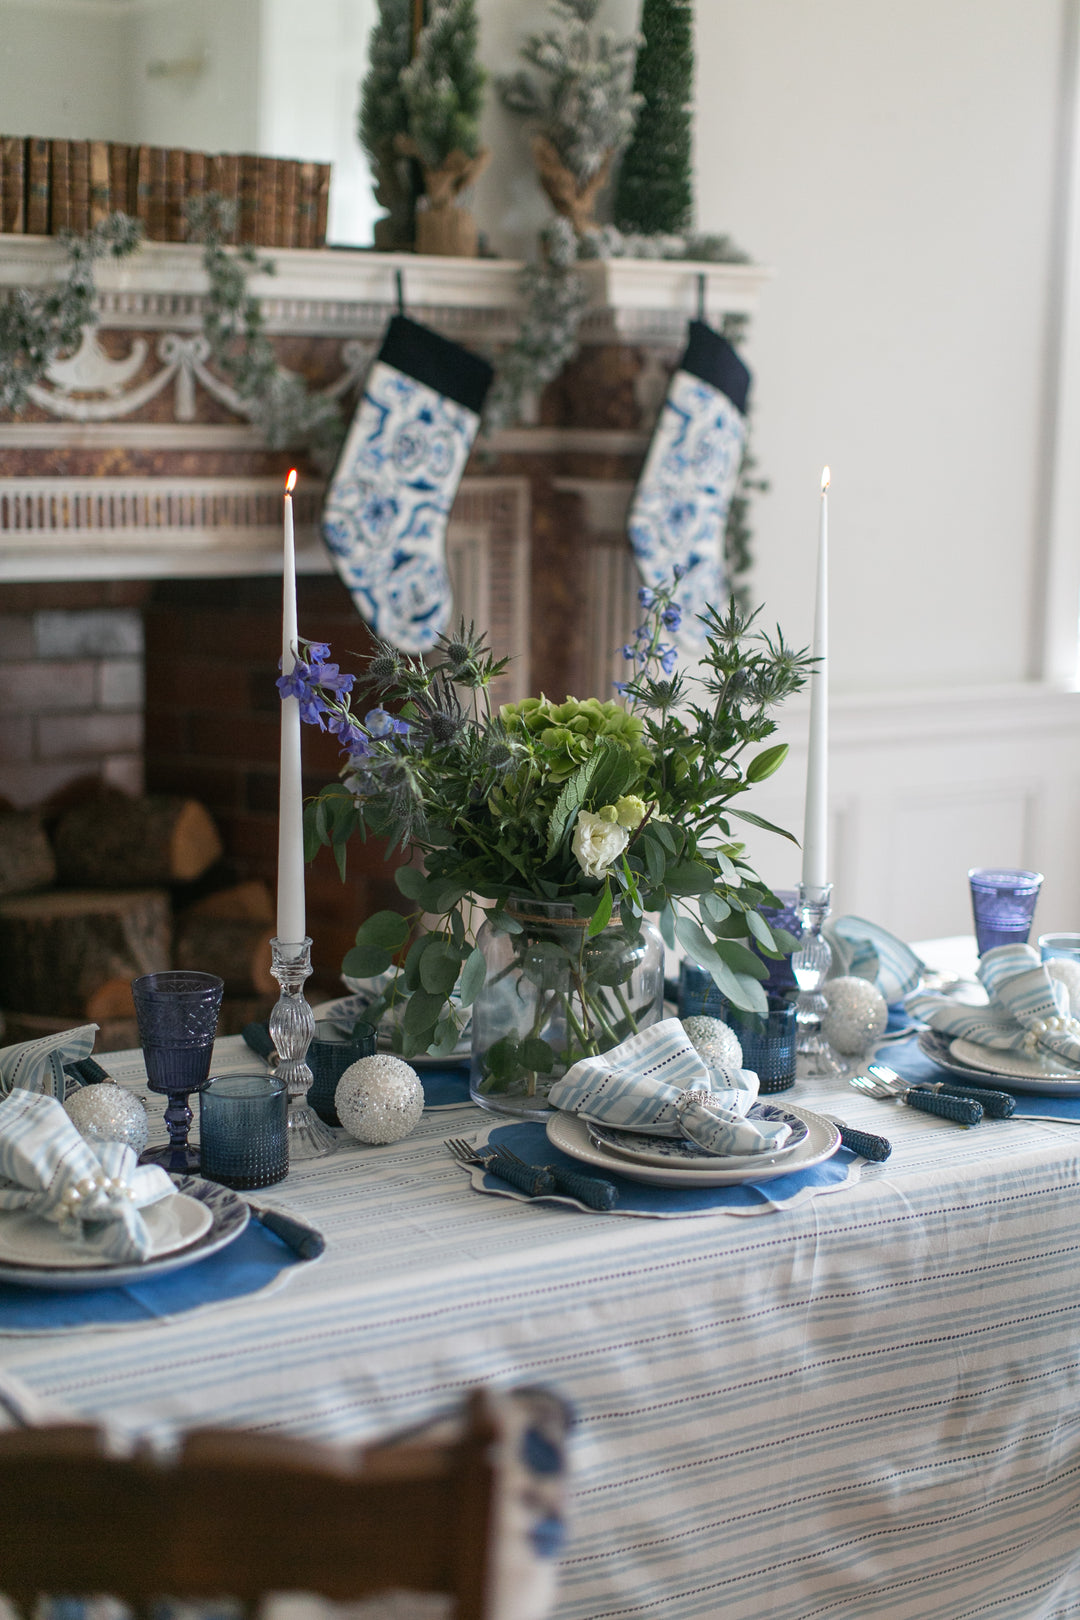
[[0, 792, 277, 1053]]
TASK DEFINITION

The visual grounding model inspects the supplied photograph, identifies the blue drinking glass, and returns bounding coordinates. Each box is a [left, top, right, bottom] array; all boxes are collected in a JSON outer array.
[[722, 998, 798, 1093], [968, 869, 1044, 956], [307, 1020, 377, 1125], [199, 1073, 288, 1190], [132, 970, 224, 1173], [1038, 933, 1080, 964]]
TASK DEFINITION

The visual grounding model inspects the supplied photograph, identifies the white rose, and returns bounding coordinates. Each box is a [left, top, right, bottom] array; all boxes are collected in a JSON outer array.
[[572, 809, 630, 881]]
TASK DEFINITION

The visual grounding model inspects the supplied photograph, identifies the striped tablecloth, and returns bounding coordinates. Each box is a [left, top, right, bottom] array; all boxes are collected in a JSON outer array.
[[4, 1033, 1080, 1620]]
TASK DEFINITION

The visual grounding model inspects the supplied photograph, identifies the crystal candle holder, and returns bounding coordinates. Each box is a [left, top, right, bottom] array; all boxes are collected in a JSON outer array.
[[269, 937, 337, 1160], [793, 882, 843, 1079]]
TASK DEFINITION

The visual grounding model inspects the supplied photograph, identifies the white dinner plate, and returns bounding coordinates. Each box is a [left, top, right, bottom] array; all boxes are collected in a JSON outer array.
[[0, 1191, 212, 1270], [587, 1103, 809, 1170], [917, 1031, 1080, 1096], [546, 1104, 840, 1187], [951, 1038, 1080, 1083], [0, 1177, 249, 1291]]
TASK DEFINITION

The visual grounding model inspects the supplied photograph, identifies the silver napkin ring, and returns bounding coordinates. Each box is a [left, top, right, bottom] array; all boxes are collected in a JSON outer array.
[[676, 1089, 715, 1115]]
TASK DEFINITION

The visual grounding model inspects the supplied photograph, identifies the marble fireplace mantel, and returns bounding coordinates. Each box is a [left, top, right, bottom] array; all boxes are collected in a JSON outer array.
[[0, 239, 770, 585]]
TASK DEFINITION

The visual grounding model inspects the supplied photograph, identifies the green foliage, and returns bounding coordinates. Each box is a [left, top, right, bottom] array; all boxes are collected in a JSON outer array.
[[359, 0, 421, 247], [0, 213, 143, 416], [614, 0, 694, 236], [301, 586, 810, 1045], [483, 218, 587, 435], [185, 196, 345, 468], [402, 0, 486, 168], [498, 0, 642, 187]]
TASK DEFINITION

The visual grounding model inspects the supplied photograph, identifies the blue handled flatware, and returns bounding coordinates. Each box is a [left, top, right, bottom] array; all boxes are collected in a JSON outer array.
[[850, 1070, 983, 1124], [866, 1060, 1016, 1119], [496, 1145, 618, 1211]]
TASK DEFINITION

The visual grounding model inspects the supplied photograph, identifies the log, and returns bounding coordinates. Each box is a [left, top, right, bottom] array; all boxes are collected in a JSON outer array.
[[85, 976, 137, 1022], [0, 888, 170, 1017], [185, 881, 274, 922], [53, 794, 224, 888], [0, 812, 57, 897], [173, 914, 276, 997]]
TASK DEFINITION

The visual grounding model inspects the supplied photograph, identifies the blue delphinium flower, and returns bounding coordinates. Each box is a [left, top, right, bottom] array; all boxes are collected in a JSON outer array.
[[662, 604, 682, 632], [637, 586, 655, 608]]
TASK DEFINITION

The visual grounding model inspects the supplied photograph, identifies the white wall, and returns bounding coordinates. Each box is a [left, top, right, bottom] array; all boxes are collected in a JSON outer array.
[[691, 0, 1066, 698], [126, 0, 262, 154], [0, 0, 129, 139]]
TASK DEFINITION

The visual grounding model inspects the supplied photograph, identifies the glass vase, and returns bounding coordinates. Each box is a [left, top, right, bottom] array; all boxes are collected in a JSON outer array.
[[469, 899, 664, 1120]]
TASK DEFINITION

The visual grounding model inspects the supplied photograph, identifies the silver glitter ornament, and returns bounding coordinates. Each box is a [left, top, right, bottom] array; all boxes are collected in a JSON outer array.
[[680, 1016, 744, 1080], [1046, 958, 1080, 1019], [64, 1082, 149, 1155], [335, 1055, 424, 1144], [821, 976, 888, 1057]]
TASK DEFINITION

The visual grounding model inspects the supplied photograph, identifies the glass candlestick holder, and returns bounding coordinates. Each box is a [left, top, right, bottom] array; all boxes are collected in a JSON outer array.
[[269, 937, 337, 1160], [793, 882, 843, 1079]]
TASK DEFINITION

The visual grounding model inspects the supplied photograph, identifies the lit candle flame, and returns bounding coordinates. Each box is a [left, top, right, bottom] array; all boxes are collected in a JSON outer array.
[[821, 466, 830, 493], [285, 468, 298, 495]]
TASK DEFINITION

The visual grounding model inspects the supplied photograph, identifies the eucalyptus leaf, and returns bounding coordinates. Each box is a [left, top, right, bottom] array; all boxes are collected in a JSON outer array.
[[745, 909, 777, 952], [394, 865, 429, 900], [419, 940, 462, 996], [355, 910, 411, 952], [402, 989, 445, 1036], [457, 946, 487, 1007], [342, 943, 393, 979], [700, 892, 731, 928]]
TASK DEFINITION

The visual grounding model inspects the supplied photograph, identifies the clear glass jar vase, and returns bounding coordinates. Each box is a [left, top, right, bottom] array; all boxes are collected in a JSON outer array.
[[469, 898, 664, 1119]]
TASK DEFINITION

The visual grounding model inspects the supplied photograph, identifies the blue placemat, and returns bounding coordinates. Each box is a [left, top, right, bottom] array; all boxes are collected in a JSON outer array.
[[466, 1121, 858, 1218], [0, 1219, 306, 1334], [421, 1064, 471, 1108], [882, 1034, 1080, 1119]]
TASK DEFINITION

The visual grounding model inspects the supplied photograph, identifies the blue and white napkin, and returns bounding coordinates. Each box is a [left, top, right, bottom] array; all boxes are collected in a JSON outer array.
[[907, 943, 1080, 1070], [825, 917, 924, 1003], [547, 1019, 792, 1156], [0, 1090, 173, 1263], [0, 1024, 97, 1099]]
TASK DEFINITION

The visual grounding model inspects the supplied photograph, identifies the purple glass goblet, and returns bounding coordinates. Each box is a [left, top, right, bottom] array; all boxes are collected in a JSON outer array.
[[968, 869, 1044, 957], [132, 970, 224, 1173]]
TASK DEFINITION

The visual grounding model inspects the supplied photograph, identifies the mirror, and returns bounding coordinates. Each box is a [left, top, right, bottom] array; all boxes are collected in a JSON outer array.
[[0, 0, 379, 246]]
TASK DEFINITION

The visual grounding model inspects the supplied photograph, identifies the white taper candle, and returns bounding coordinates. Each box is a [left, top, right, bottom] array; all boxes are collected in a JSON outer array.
[[802, 467, 830, 889], [277, 468, 306, 945]]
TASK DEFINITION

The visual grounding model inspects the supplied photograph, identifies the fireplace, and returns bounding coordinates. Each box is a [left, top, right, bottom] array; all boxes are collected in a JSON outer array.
[[0, 241, 768, 1028]]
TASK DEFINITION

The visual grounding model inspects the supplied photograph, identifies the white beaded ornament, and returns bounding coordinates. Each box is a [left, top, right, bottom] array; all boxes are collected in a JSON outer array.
[[1046, 958, 1080, 1019], [64, 1082, 149, 1155], [680, 1015, 744, 1079], [821, 976, 889, 1057], [335, 1055, 424, 1144]]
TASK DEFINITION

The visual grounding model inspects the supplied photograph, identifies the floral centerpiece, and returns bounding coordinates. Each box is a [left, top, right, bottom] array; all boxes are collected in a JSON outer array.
[[289, 577, 810, 1113]]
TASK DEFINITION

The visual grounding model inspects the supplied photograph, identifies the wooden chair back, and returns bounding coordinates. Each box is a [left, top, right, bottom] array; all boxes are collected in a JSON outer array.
[[0, 1389, 498, 1616]]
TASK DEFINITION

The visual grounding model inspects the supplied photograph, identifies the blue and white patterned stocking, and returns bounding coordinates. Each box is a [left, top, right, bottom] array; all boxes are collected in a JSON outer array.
[[321, 316, 493, 653], [627, 321, 750, 650]]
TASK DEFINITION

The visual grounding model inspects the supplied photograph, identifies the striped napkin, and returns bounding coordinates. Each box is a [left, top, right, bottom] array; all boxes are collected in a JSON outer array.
[[826, 917, 924, 1002], [0, 1090, 173, 1263], [547, 1019, 792, 1156], [907, 943, 1080, 1070], [0, 1024, 98, 1099]]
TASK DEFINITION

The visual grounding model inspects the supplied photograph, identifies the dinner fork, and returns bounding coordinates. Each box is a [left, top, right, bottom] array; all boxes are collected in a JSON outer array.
[[866, 1060, 1016, 1119], [444, 1138, 557, 1198], [496, 1145, 618, 1211], [849, 1071, 983, 1124]]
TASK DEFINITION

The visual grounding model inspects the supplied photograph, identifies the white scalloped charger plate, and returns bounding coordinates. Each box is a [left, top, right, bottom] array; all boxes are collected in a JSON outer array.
[[587, 1103, 809, 1170], [0, 1192, 212, 1270], [0, 1178, 248, 1290], [547, 1105, 840, 1187]]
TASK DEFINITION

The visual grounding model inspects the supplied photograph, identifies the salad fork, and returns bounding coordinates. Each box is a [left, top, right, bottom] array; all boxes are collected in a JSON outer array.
[[444, 1138, 557, 1197]]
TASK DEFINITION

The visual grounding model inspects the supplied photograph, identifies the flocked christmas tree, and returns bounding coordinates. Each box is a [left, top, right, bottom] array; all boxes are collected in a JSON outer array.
[[358, 0, 421, 249], [614, 0, 694, 236], [399, 0, 490, 254], [499, 0, 642, 235]]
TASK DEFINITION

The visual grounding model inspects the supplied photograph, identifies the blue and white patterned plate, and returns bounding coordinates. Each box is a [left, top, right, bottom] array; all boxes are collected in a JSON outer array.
[[588, 1103, 809, 1171], [0, 1177, 248, 1292]]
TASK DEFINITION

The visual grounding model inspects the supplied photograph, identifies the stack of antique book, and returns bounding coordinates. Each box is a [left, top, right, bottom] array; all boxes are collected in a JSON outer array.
[[0, 136, 330, 247]]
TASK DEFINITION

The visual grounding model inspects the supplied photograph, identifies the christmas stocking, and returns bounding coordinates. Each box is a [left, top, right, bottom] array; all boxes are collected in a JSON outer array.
[[627, 321, 750, 649], [321, 315, 493, 653]]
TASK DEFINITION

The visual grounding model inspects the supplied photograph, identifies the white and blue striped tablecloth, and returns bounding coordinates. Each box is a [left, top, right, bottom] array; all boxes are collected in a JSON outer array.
[[4, 1034, 1080, 1620]]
